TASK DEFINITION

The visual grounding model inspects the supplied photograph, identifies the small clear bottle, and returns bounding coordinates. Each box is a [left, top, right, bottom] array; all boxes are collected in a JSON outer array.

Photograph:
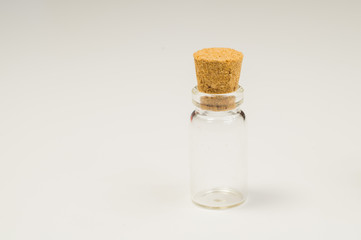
[[190, 86, 247, 209]]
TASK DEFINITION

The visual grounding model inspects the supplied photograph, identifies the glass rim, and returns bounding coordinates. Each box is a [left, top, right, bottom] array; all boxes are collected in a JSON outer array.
[[192, 85, 244, 111]]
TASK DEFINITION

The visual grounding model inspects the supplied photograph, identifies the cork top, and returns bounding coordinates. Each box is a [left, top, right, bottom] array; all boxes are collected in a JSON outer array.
[[194, 48, 243, 62], [194, 48, 244, 94]]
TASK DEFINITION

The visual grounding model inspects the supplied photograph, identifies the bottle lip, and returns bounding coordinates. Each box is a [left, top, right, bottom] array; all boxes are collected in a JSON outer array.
[[192, 85, 244, 111]]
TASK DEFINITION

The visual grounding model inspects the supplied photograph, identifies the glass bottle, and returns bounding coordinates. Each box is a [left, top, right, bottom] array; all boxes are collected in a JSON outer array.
[[190, 86, 247, 209]]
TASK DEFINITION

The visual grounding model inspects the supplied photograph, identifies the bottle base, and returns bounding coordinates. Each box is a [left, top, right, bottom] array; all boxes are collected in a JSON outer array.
[[192, 188, 246, 209]]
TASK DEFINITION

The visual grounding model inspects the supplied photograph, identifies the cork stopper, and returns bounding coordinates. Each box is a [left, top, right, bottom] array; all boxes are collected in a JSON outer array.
[[194, 48, 244, 94], [199, 95, 236, 111]]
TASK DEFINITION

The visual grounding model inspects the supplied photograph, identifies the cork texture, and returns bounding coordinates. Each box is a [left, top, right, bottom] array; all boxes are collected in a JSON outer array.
[[200, 95, 236, 111], [194, 48, 243, 94]]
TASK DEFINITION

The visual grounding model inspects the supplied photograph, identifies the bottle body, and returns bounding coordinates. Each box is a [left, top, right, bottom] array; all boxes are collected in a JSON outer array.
[[190, 87, 247, 209]]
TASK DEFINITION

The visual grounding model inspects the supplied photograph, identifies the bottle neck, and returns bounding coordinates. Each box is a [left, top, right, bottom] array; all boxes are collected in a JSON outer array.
[[192, 86, 244, 113], [195, 105, 242, 115]]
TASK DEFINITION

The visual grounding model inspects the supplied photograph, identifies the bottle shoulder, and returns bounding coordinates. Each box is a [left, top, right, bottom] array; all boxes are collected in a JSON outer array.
[[190, 110, 246, 123]]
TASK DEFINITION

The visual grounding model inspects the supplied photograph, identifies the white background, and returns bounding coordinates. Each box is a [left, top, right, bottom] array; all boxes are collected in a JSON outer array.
[[1, 0, 361, 239]]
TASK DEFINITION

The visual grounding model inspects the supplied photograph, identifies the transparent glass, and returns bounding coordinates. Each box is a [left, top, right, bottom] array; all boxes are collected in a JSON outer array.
[[190, 86, 247, 209]]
